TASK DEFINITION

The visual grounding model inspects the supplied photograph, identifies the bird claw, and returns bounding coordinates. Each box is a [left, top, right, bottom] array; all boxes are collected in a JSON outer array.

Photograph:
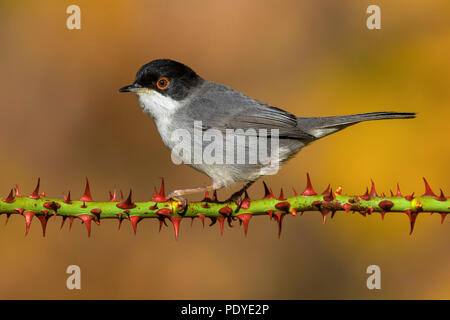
[[168, 194, 188, 213]]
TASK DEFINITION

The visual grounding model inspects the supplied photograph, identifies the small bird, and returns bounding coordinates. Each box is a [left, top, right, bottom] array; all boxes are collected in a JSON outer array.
[[119, 59, 415, 201]]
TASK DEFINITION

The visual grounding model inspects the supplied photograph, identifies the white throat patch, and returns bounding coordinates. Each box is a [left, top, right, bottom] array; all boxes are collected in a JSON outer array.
[[137, 90, 181, 121]]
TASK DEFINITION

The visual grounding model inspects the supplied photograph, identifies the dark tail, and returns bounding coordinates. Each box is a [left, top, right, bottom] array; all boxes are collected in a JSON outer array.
[[297, 111, 416, 139]]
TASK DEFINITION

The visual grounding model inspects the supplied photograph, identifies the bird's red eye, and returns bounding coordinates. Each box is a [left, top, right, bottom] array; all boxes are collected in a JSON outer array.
[[156, 77, 170, 90]]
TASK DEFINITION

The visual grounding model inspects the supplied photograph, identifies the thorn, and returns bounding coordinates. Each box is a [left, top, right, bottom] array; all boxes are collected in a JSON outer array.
[[360, 187, 370, 201], [240, 190, 251, 209], [151, 177, 167, 202], [291, 208, 297, 216], [212, 190, 218, 202], [37, 214, 50, 237], [23, 211, 34, 236], [109, 189, 118, 202], [63, 191, 72, 204], [198, 214, 205, 228], [320, 209, 329, 225], [436, 189, 447, 201], [129, 216, 141, 235], [301, 173, 317, 196], [116, 213, 123, 230], [156, 208, 171, 217], [60, 216, 67, 229], [406, 210, 419, 235], [41, 192, 46, 197], [202, 191, 211, 202], [28, 178, 41, 200], [15, 185, 21, 197], [68, 217, 75, 231], [273, 212, 285, 238], [78, 215, 93, 237], [321, 184, 330, 195], [217, 217, 225, 236], [158, 217, 167, 232], [262, 181, 274, 199], [422, 178, 437, 197], [440, 214, 447, 224], [405, 193, 415, 201], [396, 183, 402, 197], [80, 177, 93, 202], [292, 187, 298, 196], [208, 217, 217, 227], [369, 179, 378, 197], [335, 186, 343, 195], [266, 209, 274, 220], [170, 217, 182, 241], [3, 189, 15, 203], [380, 212, 386, 220], [342, 203, 352, 213], [4, 213, 11, 225], [278, 188, 286, 201], [323, 187, 334, 201], [237, 213, 252, 237], [90, 208, 102, 223], [116, 189, 136, 209]]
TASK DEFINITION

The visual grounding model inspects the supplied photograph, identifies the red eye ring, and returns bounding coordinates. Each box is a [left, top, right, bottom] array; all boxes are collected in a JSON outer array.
[[156, 77, 170, 90]]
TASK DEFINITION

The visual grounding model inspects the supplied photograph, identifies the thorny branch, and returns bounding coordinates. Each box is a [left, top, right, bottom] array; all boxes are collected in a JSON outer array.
[[0, 174, 448, 239]]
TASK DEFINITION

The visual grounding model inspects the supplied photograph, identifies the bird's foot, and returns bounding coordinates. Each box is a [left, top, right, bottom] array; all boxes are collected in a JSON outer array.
[[167, 192, 188, 213]]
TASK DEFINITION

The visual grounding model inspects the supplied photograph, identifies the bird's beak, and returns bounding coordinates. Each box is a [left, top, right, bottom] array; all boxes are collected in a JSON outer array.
[[118, 83, 141, 93]]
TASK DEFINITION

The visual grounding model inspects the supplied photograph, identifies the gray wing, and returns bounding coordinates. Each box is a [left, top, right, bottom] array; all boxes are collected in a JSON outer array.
[[176, 81, 315, 141]]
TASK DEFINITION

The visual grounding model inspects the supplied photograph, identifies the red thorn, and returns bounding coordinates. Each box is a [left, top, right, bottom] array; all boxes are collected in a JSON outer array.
[[78, 215, 93, 237], [80, 178, 93, 202], [117, 189, 136, 209], [369, 179, 378, 197], [379, 200, 394, 212], [3, 189, 15, 203], [291, 208, 297, 216], [342, 203, 352, 213], [28, 178, 41, 200], [219, 205, 233, 217], [237, 213, 252, 237], [406, 211, 419, 235], [301, 173, 317, 196], [240, 190, 251, 209], [331, 210, 336, 219], [202, 191, 211, 202], [262, 181, 275, 199], [396, 183, 402, 197], [15, 185, 21, 197], [390, 190, 394, 197], [217, 217, 225, 236], [323, 188, 334, 201], [68, 217, 75, 231], [278, 188, 286, 201], [129, 216, 141, 235], [41, 192, 46, 197], [37, 214, 50, 237], [436, 189, 447, 201], [292, 187, 298, 196], [198, 214, 205, 228], [380, 212, 386, 220], [405, 193, 415, 201], [321, 209, 329, 225], [109, 189, 118, 202], [4, 213, 11, 225], [23, 211, 34, 236], [116, 213, 123, 230], [321, 184, 330, 195], [211, 190, 218, 202], [266, 209, 274, 220], [275, 201, 290, 212], [60, 216, 67, 229], [208, 216, 217, 227], [152, 178, 167, 202], [158, 217, 167, 232], [360, 187, 370, 201], [170, 217, 182, 240], [273, 212, 285, 238], [63, 191, 72, 204], [422, 178, 437, 197], [335, 186, 343, 195], [440, 214, 447, 224]]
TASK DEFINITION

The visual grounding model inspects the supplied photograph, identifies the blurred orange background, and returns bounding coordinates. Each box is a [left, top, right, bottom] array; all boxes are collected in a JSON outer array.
[[0, 0, 449, 299]]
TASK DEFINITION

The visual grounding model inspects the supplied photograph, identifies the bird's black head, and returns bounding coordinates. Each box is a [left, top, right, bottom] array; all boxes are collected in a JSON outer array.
[[119, 59, 203, 100]]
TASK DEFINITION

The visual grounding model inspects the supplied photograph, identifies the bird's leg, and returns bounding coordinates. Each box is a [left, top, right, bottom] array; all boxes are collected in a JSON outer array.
[[168, 182, 224, 207], [223, 181, 255, 203]]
